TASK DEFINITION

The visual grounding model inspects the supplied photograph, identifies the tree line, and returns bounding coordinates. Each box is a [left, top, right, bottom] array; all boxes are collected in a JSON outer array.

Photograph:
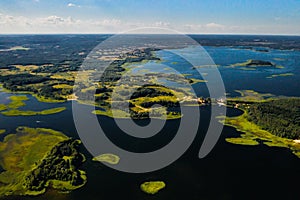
[[246, 98, 300, 139], [24, 139, 85, 191]]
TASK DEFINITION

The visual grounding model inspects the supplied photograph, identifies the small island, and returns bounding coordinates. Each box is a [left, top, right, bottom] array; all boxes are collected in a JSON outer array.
[[140, 181, 166, 195], [1, 107, 66, 116], [92, 153, 120, 165], [266, 73, 294, 78], [244, 59, 274, 66], [228, 59, 283, 70]]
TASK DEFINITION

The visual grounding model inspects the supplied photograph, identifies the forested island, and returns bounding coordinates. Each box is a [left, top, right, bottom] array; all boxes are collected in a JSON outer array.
[[228, 59, 284, 71]]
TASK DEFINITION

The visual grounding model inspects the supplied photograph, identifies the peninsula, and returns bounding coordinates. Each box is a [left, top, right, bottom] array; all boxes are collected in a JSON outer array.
[[224, 91, 300, 158], [0, 127, 86, 196]]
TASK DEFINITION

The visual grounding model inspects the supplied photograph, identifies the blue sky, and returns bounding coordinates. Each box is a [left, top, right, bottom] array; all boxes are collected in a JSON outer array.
[[0, 0, 299, 34]]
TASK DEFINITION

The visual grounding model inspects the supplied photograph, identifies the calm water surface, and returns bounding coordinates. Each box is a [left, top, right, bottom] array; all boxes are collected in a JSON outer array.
[[1, 45, 300, 200]]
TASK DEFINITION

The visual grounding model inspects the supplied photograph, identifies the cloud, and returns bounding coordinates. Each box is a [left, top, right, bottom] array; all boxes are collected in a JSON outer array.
[[42, 16, 66, 24], [153, 21, 170, 27], [67, 3, 81, 8], [0, 14, 299, 35], [0, 13, 177, 33], [0, 14, 129, 33], [205, 23, 224, 29], [95, 19, 121, 26], [0, 13, 29, 26], [182, 23, 225, 33], [183, 24, 202, 32]]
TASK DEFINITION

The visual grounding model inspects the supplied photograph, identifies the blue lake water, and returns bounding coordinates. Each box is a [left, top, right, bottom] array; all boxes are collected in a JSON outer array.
[[0, 44, 300, 200]]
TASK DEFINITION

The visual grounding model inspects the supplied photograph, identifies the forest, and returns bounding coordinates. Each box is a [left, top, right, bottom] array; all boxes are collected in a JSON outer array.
[[24, 139, 86, 192], [246, 98, 300, 139], [0, 73, 74, 100]]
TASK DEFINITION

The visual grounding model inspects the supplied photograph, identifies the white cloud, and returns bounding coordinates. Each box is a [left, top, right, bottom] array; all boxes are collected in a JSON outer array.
[[183, 24, 202, 32], [42, 15, 65, 24], [153, 21, 170, 27], [0, 13, 29, 26], [0, 14, 129, 33], [0, 14, 176, 33], [205, 22, 224, 29], [0, 14, 299, 35], [95, 19, 121, 26], [181, 23, 225, 33], [67, 3, 81, 8]]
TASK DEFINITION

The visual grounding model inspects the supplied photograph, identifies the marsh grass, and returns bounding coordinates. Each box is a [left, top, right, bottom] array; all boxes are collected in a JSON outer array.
[[0, 94, 66, 116], [266, 73, 294, 79], [140, 181, 166, 195], [224, 111, 300, 158], [1, 107, 66, 116], [7, 95, 28, 109], [92, 153, 120, 165]]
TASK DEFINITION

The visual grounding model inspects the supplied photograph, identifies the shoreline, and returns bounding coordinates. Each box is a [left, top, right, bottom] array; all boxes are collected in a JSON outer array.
[[223, 103, 300, 158]]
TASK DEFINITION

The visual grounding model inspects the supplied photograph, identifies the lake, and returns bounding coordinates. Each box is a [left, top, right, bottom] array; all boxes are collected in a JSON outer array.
[[0, 35, 300, 199]]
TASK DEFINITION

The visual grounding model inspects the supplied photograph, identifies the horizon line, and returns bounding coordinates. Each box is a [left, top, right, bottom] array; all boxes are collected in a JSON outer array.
[[0, 33, 299, 36]]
